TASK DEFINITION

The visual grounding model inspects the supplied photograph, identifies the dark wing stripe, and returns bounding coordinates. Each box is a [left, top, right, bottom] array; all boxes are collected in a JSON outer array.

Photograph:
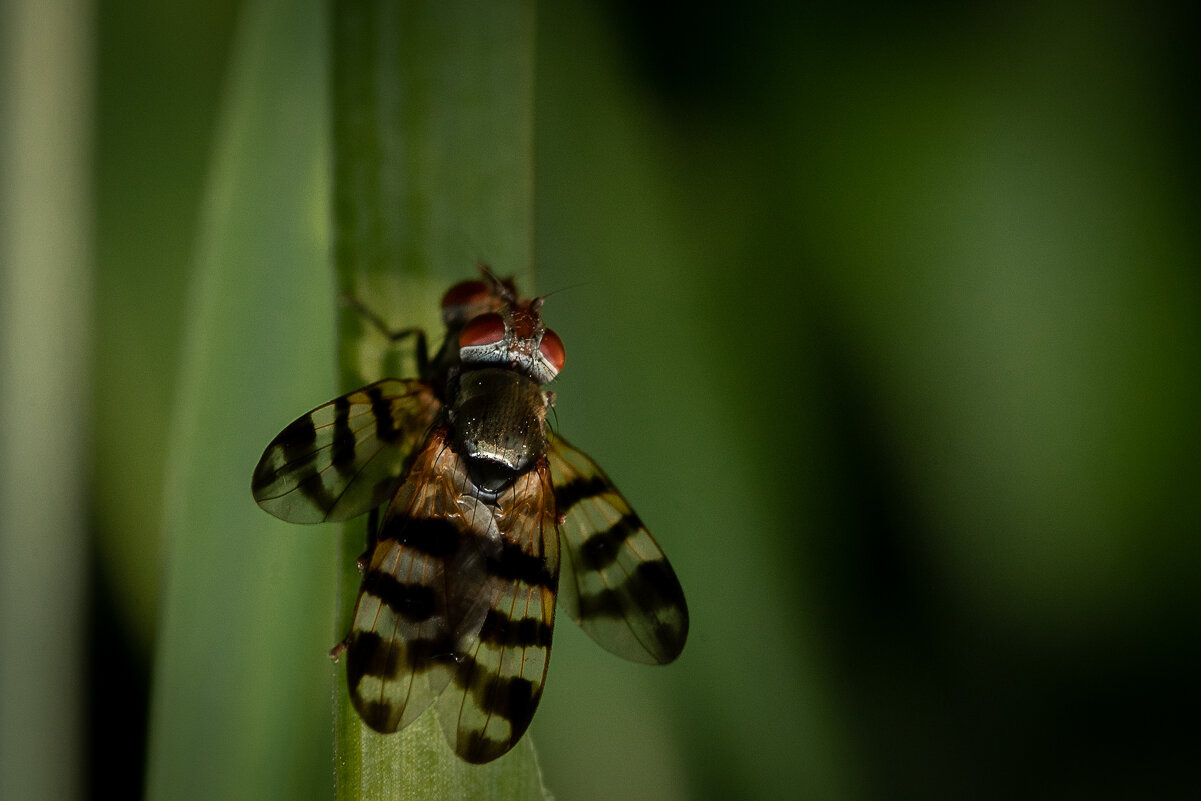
[[477, 610, 553, 648], [348, 630, 456, 682], [623, 559, 682, 613], [330, 396, 357, 469], [486, 540, 555, 589], [576, 559, 680, 618], [251, 415, 318, 495], [368, 383, 400, 441], [453, 655, 539, 724], [276, 415, 317, 466], [554, 475, 607, 513], [459, 732, 509, 766], [578, 513, 642, 570], [383, 516, 461, 558], [277, 465, 341, 514], [354, 699, 397, 731], [360, 570, 438, 623]]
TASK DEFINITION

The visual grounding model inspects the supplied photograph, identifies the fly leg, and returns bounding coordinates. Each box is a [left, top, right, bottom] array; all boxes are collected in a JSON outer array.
[[356, 506, 381, 573], [341, 294, 431, 378]]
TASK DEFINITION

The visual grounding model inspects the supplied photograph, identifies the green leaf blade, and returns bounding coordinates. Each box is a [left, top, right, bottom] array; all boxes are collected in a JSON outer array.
[[146, 0, 335, 799], [328, 2, 548, 799]]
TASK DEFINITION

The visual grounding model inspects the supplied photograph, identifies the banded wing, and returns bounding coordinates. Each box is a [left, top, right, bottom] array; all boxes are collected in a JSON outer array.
[[252, 379, 440, 523], [346, 428, 560, 764], [549, 433, 688, 665]]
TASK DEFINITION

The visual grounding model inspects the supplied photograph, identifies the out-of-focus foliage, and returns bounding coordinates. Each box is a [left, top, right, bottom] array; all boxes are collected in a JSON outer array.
[[141, 0, 336, 799], [1, 3, 91, 800], [92, 0, 243, 653], [4, 0, 1191, 799], [533, 3, 1201, 799]]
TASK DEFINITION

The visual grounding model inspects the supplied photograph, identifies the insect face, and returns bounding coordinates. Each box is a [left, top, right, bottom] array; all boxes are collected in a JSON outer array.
[[458, 299, 566, 386]]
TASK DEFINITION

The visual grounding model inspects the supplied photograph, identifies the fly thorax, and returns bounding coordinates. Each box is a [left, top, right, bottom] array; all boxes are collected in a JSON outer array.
[[448, 368, 549, 493]]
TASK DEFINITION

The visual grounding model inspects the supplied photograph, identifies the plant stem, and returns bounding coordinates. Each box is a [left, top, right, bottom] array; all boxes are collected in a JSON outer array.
[[328, 3, 546, 798]]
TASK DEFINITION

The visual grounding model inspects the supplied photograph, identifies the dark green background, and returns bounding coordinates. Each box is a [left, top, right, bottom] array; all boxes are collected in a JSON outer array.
[[86, 1, 1199, 799]]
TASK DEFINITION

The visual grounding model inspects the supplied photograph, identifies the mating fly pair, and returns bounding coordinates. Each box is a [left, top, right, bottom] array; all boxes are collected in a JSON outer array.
[[251, 271, 688, 763]]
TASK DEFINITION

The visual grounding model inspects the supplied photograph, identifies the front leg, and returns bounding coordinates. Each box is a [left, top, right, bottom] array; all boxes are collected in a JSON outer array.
[[341, 294, 431, 377]]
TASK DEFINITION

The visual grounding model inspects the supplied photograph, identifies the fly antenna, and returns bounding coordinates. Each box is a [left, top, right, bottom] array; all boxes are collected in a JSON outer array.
[[475, 262, 517, 304], [536, 278, 590, 304]]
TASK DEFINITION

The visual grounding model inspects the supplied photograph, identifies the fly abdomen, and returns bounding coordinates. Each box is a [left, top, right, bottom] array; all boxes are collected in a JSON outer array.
[[466, 457, 520, 495]]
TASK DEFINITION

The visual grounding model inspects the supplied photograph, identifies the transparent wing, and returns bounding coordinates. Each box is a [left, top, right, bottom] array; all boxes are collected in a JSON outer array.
[[345, 432, 560, 764], [548, 432, 688, 665], [344, 428, 483, 734], [251, 379, 440, 523], [436, 458, 559, 764]]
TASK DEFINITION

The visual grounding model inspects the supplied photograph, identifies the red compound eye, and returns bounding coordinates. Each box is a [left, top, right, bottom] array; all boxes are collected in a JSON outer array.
[[441, 280, 490, 312], [460, 313, 507, 348], [539, 328, 566, 372]]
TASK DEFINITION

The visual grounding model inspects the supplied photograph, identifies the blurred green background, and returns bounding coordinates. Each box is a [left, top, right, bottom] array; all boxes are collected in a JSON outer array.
[[2, 0, 1198, 799]]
